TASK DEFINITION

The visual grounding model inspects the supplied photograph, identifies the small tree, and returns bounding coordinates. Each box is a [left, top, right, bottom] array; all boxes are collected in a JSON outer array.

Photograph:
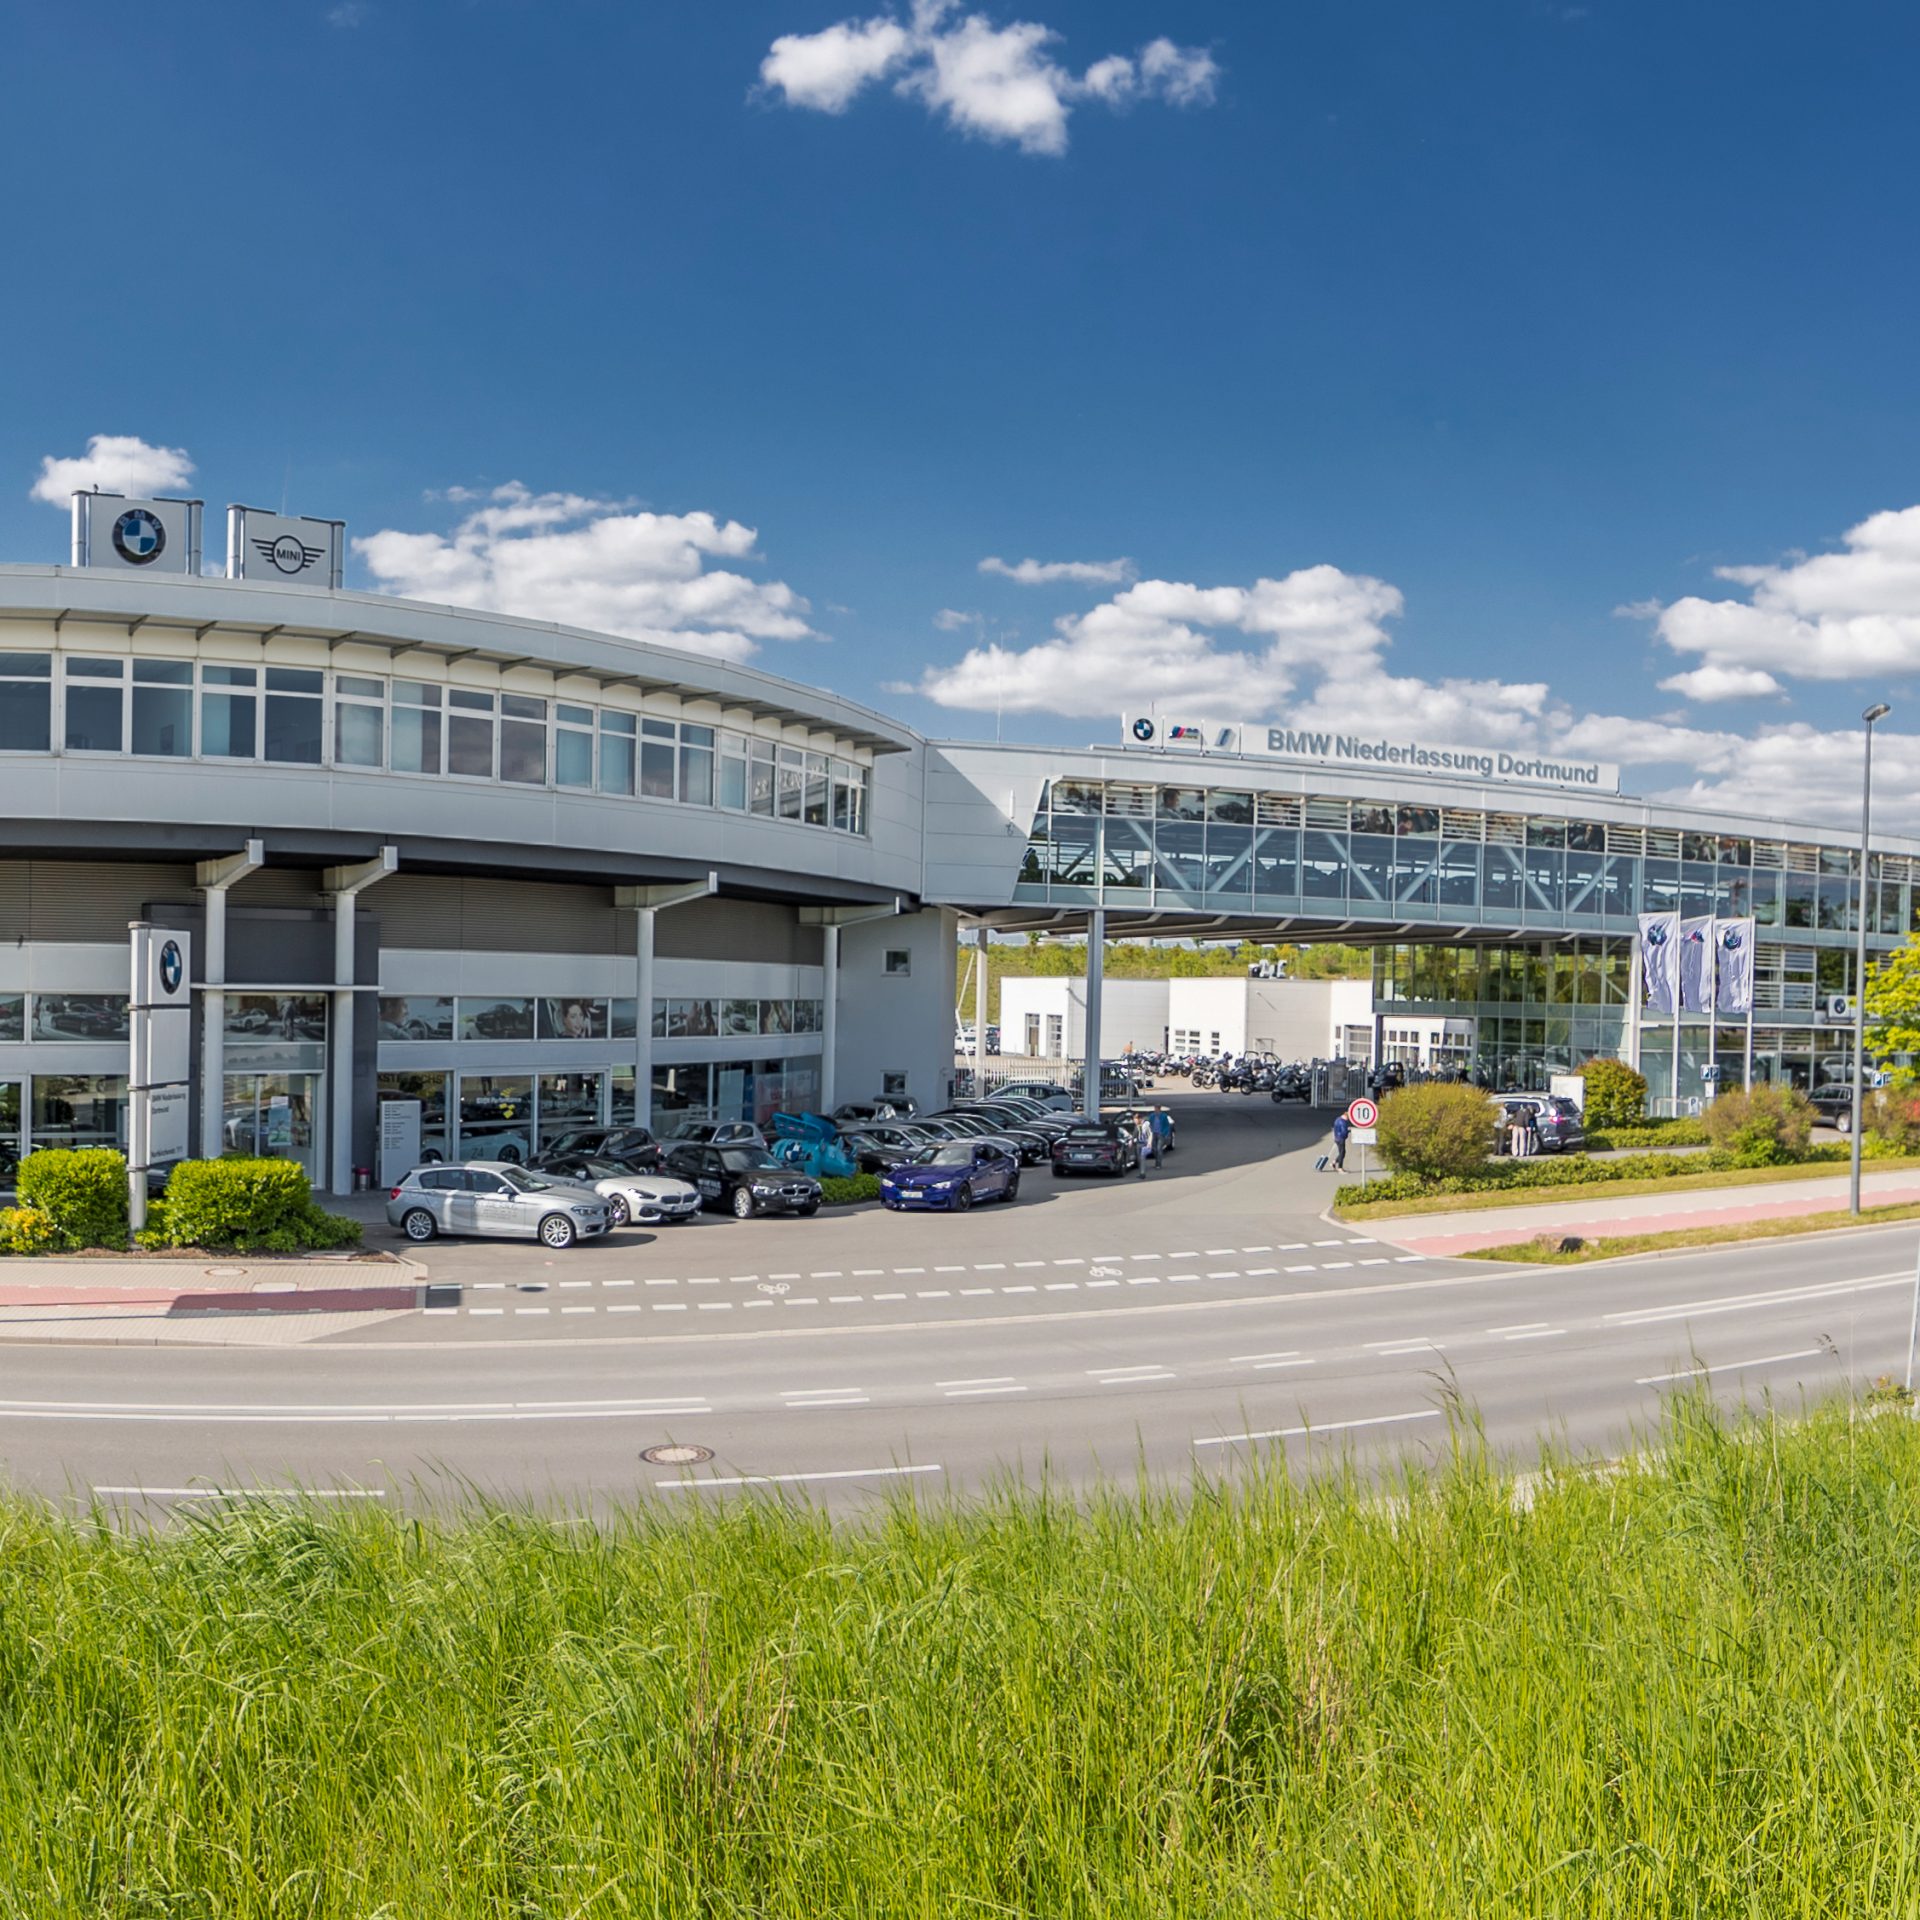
[[1866, 934, 1920, 1087], [1374, 1083, 1495, 1181], [1576, 1057, 1647, 1128], [1863, 1087, 1920, 1157], [1702, 1086, 1814, 1167]]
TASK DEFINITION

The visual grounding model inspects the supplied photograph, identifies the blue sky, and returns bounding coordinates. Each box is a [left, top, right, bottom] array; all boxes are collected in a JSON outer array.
[[5, 0, 1920, 824]]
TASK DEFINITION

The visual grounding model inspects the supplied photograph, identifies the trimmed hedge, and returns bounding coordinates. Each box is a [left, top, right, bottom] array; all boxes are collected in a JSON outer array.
[[1586, 1117, 1712, 1151], [817, 1173, 882, 1206], [1336, 1141, 1855, 1208], [139, 1158, 361, 1253], [16, 1148, 129, 1251]]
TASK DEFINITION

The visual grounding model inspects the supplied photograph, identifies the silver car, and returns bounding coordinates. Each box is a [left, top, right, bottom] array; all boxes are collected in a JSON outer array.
[[386, 1161, 610, 1249]]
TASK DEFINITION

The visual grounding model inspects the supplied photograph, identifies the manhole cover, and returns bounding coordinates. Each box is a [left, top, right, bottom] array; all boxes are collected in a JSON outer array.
[[641, 1444, 714, 1466]]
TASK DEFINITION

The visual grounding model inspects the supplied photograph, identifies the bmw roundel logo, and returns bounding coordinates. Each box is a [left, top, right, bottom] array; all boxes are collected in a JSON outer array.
[[158, 939, 183, 995], [1645, 923, 1668, 946], [111, 507, 167, 566], [1131, 717, 1155, 742], [1721, 927, 1743, 951]]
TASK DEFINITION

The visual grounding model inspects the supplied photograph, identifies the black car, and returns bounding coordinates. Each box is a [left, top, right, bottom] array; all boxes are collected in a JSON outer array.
[[1807, 1085, 1857, 1133], [541, 1125, 663, 1169], [1051, 1119, 1141, 1177], [664, 1143, 821, 1219]]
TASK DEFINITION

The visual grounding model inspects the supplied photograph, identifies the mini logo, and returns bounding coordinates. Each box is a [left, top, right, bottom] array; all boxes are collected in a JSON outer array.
[[158, 939, 184, 994], [111, 507, 167, 565], [253, 533, 326, 576], [1131, 717, 1155, 742]]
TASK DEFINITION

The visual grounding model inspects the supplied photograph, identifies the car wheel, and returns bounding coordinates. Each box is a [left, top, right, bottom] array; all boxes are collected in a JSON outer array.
[[499, 1143, 523, 1164], [732, 1188, 756, 1220], [420, 1149, 444, 1164], [608, 1194, 630, 1227], [1836, 1111, 1853, 1134], [538, 1213, 576, 1250], [955, 1183, 974, 1211], [1004, 1175, 1020, 1203], [796, 1201, 819, 1218], [401, 1208, 436, 1243]]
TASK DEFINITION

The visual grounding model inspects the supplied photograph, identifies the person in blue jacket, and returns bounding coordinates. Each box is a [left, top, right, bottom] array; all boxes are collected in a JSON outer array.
[[1330, 1111, 1351, 1170]]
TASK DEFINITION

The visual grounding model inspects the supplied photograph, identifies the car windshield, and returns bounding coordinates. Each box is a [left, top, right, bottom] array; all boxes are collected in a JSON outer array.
[[1065, 1124, 1113, 1141], [719, 1150, 784, 1173], [926, 1144, 976, 1166], [497, 1169, 553, 1193], [573, 1160, 628, 1177]]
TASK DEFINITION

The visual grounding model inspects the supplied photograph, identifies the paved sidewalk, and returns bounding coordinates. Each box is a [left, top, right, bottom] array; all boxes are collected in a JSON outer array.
[[1366, 1169, 1920, 1257]]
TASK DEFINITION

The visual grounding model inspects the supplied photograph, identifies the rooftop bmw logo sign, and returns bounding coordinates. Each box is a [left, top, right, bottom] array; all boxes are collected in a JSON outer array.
[[1131, 717, 1156, 742], [110, 507, 167, 565]]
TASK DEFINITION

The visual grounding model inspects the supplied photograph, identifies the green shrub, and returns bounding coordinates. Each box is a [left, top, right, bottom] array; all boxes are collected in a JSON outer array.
[[147, 1158, 362, 1253], [1374, 1083, 1496, 1180], [1864, 1087, 1920, 1158], [1576, 1056, 1648, 1127], [817, 1173, 881, 1206], [16, 1148, 129, 1250], [0, 1205, 59, 1254], [1585, 1117, 1711, 1151], [1703, 1086, 1814, 1167]]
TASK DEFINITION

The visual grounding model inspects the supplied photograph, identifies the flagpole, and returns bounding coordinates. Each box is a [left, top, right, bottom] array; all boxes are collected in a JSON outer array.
[[1705, 916, 1718, 1097], [1671, 948, 1682, 1116]]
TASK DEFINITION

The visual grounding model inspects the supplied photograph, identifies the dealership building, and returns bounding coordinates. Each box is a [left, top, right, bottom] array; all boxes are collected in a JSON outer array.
[[1, 511, 1913, 1187]]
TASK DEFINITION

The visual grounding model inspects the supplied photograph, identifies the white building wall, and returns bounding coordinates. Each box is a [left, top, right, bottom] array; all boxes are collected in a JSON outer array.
[[997, 978, 1169, 1058], [835, 907, 957, 1112]]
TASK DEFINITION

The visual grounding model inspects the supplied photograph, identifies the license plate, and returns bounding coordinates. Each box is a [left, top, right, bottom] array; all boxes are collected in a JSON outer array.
[[1069, 1152, 1094, 1162]]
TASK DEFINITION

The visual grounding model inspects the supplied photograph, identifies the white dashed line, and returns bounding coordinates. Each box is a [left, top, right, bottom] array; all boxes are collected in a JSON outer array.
[[1637, 1347, 1825, 1386], [1197, 1408, 1443, 1447], [1504, 1328, 1566, 1341], [1004, 1285, 1036, 1295]]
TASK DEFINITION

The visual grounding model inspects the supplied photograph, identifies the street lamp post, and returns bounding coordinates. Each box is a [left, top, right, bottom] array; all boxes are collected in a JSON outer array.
[[1850, 701, 1891, 1217]]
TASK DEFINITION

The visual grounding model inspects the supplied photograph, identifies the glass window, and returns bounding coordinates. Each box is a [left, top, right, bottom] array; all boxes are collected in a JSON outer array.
[[669, 998, 718, 1038], [749, 742, 776, 816], [32, 994, 130, 1041], [722, 997, 758, 1036], [1159, 787, 1207, 823], [640, 719, 676, 800], [334, 674, 386, 769], [126, 659, 193, 757], [500, 693, 548, 785], [1253, 828, 1298, 900], [30, 1073, 127, 1151], [390, 681, 442, 775], [378, 1070, 449, 1163], [1208, 790, 1255, 825], [1393, 836, 1438, 907], [459, 997, 533, 1041], [448, 689, 496, 778], [0, 997, 22, 1042], [65, 658, 125, 752], [537, 1072, 601, 1146], [1482, 845, 1523, 912], [609, 998, 638, 1040], [456, 1076, 533, 1162], [776, 748, 804, 821], [376, 995, 455, 1041], [263, 667, 323, 765], [803, 751, 829, 826], [556, 704, 595, 788], [0, 653, 51, 752], [199, 664, 258, 760], [1301, 830, 1345, 900], [759, 999, 795, 1035], [721, 741, 749, 811], [599, 711, 636, 795], [225, 994, 328, 1041], [538, 997, 607, 1041], [1348, 833, 1393, 904], [680, 724, 715, 807]]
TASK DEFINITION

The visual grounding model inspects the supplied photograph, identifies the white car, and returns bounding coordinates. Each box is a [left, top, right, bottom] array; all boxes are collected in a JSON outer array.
[[990, 1081, 1076, 1110], [531, 1155, 701, 1226]]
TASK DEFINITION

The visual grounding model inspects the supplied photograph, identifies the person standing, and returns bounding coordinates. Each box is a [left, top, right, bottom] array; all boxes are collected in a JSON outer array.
[[1331, 1111, 1351, 1171], [1152, 1106, 1172, 1164], [1137, 1110, 1154, 1176]]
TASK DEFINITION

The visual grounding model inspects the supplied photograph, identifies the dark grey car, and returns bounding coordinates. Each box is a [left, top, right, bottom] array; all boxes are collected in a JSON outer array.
[[385, 1161, 611, 1249]]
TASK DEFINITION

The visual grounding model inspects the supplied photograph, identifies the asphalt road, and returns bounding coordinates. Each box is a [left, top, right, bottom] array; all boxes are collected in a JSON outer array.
[[6, 1093, 1913, 1512]]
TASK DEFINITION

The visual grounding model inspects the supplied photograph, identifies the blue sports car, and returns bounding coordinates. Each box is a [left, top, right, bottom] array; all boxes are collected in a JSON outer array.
[[879, 1141, 1019, 1211]]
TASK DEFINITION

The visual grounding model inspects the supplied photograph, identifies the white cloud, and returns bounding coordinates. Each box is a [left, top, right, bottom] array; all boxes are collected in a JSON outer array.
[[1657, 664, 1784, 701], [979, 554, 1136, 586], [353, 483, 816, 663], [1642, 503, 1920, 683], [758, 5, 1218, 154], [30, 434, 194, 505]]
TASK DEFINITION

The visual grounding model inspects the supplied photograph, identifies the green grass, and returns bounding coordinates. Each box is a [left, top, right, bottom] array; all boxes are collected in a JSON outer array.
[[1334, 1151, 1920, 1218], [7, 1397, 1920, 1913], [1468, 1199, 1920, 1263]]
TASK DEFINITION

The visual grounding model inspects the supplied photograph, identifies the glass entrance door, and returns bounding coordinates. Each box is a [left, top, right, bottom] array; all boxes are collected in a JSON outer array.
[[223, 1073, 323, 1184]]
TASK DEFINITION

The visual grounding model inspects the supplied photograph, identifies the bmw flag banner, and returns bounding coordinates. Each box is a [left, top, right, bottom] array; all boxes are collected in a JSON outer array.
[[227, 506, 346, 589], [1714, 917, 1757, 1014], [71, 492, 203, 574], [1638, 911, 1680, 1014], [1678, 916, 1716, 1013]]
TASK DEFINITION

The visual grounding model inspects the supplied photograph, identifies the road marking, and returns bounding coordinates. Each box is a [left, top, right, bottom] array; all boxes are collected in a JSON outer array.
[[1246, 1267, 1278, 1277], [811, 1271, 843, 1279], [1053, 1257, 1084, 1266], [939, 1376, 1014, 1387], [1359, 1259, 1390, 1267], [897, 1267, 926, 1276], [1367, 1339, 1443, 1354], [1394, 1255, 1426, 1263], [1323, 1261, 1354, 1271], [658, 1464, 940, 1490], [1637, 1347, 1827, 1387], [917, 1290, 951, 1300], [782, 1297, 818, 1307], [697, 1303, 733, 1312], [1504, 1328, 1567, 1341], [1087, 1279, 1119, 1289], [853, 1269, 884, 1277], [18, 1401, 713, 1425], [1130, 1253, 1161, 1261], [605, 1278, 634, 1288], [1280, 1243, 1307, 1251], [1044, 1282, 1078, 1292], [561, 1306, 594, 1315], [471, 1307, 503, 1316], [1004, 1285, 1036, 1294], [935, 1265, 966, 1273], [559, 1279, 591, 1289], [1128, 1276, 1160, 1286], [1169, 1250, 1197, 1258], [1230, 1351, 1302, 1364], [1204, 1247, 1236, 1256], [1313, 1240, 1345, 1247], [1344, 1237, 1378, 1245], [646, 1278, 677, 1287], [829, 1294, 862, 1304], [1490, 1322, 1551, 1334], [608, 1303, 642, 1313], [1090, 1365, 1171, 1379], [1244, 1245, 1272, 1253], [1605, 1271, 1910, 1326], [94, 1486, 386, 1500], [945, 1385, 1026, 1397], [977, 1262, 1006, 1271], [1197, 1408, 1443, 1448], [1285, 1265, 1316, 1274], [961, 1287, 994, 1296], [875, 1292, 905, 1302], [514, 1307, 549, 1316], [1015, 1261, 1046, 1269]]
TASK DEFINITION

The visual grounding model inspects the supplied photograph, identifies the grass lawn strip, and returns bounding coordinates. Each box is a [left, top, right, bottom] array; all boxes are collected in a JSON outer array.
[[16, 1397, 1920, 1912], [1467, 1199, 1920, 1264], [1334, 1152, 1920, 1220]]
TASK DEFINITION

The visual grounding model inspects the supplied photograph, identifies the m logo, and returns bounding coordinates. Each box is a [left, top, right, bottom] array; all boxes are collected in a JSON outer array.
[[111, 507, 167, 565], [158, 939, 184, 995], [255, 534, 325, 576]]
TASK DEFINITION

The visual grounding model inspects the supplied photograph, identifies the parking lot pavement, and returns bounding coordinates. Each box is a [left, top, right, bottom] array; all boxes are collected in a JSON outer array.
[[306, 1094, 1432, 1342]]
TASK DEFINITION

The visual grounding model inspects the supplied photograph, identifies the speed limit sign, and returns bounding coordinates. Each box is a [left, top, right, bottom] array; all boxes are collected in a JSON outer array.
[[1346, 1097, 1379, 1129]]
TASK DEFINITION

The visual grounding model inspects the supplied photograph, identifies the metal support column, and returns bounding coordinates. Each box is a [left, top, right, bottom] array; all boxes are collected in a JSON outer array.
[[194, 840, 263, 1162], [617, 874, 719, 1131], [974, 924, 989, 1096], [322, 847, 398, 1196], [1082, 909, 1105, 1119]]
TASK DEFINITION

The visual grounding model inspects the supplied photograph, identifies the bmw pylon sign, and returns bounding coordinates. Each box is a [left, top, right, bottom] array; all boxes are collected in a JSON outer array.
[[158, 938, 184, 995]]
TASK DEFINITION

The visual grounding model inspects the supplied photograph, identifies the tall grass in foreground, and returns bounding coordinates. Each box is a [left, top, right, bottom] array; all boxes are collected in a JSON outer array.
[[4, 1398, 1920, 1916]]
